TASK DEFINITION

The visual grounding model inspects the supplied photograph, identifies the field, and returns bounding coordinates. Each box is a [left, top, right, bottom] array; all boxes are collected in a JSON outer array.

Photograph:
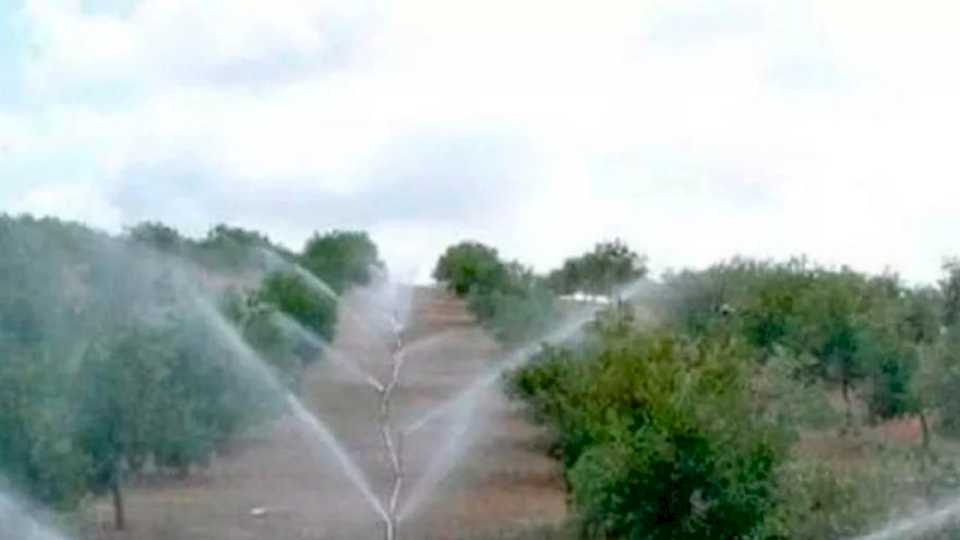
[[77, 286, 567, 540], [6, 223, 959, 540]]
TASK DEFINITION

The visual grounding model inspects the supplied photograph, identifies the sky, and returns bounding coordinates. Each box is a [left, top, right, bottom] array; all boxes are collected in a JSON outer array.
[[1, 0, 959, 284]]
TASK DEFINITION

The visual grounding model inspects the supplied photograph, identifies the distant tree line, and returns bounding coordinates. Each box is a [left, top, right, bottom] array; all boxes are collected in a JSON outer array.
[[432, 239, 646, 345], [0, 214, 381, 531]]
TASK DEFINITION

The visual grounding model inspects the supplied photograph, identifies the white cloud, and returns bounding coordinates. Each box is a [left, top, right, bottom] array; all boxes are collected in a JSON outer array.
[[5, 0, 960, 283], [10, 181, 124, 231], [22, 0, 374, 93]]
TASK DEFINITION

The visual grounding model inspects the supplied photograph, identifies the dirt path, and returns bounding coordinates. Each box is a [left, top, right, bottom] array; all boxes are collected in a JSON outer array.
[[85, 286, 566, 539]]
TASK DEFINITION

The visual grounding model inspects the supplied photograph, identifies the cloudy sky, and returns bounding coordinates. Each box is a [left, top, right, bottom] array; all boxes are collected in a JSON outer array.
[[1, 0, 959, 284]]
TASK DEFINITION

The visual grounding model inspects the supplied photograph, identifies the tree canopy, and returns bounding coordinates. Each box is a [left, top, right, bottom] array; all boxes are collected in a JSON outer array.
[[547, 239, 647, 299], [301, 230, 383, 294], [432, 241, 507, 297], [0, 214, 379, 530]]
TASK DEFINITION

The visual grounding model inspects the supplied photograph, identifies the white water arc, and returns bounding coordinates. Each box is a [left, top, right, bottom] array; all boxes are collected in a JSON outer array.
[[194, 298, 389, 524], [396, 279, 652, 521], [404, 278, 651, 435], [403, 304, 600, 435], [242, 255, 650, 536], [853, 496, 960, 540], [272, 312, 385, 392], [269, 269, 414, 540], [0, 491, 69, 540], [398, 386, 480, 521], [261, 251, 398, 351], [379, 311, 406, 540], [394, 309, 597, 521]]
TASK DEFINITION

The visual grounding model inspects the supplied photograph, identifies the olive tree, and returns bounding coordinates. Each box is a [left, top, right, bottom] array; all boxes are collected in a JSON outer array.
[[548, 239, 647, 300], [432, 241, 507, 297], [301, 230, 383, 294]]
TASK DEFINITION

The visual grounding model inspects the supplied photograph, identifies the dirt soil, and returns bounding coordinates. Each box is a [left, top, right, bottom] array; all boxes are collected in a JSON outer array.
[[82, 286, 567, 540]]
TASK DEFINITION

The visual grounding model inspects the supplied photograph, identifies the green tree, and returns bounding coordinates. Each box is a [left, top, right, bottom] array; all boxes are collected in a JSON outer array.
[[301, 230, 382, 294], [193, 224, 284, 271], [127, 222, 185, 254], [477, 282, 558, 345], [510, 326, 789, 539], [432, 241, 507, 297], [256, 271, 338, 344], [941, 258, 960, 328], [0, 344, 89, 510], [858, 324, 920, 421], [548, 239, 647, 300], [899, 287, 943, 344], [0, 215, 305, 530], [914, 326, 960, 442]]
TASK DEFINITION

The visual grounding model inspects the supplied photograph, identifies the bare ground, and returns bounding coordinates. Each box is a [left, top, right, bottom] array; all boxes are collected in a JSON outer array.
[[81, 286, 567, 540]]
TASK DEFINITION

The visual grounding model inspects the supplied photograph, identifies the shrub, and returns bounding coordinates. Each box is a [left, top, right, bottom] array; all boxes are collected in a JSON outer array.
[[256, 271, 338, 344], [473, 285, 558, 346], [511, 327, 790, 539], [765, 459, 898, 540]]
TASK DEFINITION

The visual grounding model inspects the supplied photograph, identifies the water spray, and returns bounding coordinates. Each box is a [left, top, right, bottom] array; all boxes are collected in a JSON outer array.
[[261, 259, 410, 538], [257, 259, 650, 538], [195, 298, 389, 522], [0, 490, 69, 540], [852, 495, 960, 540], [272, 311, 385, 392], [403, 304, 601, 435], [377, 311, 406, 540]]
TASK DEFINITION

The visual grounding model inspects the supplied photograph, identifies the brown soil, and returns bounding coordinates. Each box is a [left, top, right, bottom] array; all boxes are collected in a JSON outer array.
[[81, 286, 567, 540]]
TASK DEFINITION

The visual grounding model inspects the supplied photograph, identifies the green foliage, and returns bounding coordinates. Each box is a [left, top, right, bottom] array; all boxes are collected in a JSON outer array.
[[476, 284, 558, 345], [127, 222, 185, 254], [736, 260, 816, 352], [858, 324, 920, 420], [899, 287, 943, 344], [509, 253, 960, 538], [192, 224, 280, 271], [434, 242, 560, 346], [785, 270, 871, 383], [914, 327, 960, 437], [658, 259, 930, 422], [764, 458, 899, 540], [9, 213, 960, 538], [127, 222, 309, 283], [0, 345, 89, 509], [301, 230, 382, 294], [942, 258, 960, 328], [256, 271, 338, 344], [511, 327, 789, 539], [0, 214, 358, 526], [752, 349, 840, 431], [547, 239, 647, 299], [220, 285, 308, 388], [74, 307, 283, 490], [433, 241, 508, 297]]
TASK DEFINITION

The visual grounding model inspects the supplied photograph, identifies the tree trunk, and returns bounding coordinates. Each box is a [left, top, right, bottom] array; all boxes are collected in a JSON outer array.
[[178, 462, 190, 480], [920, 410, 931, 452], [841, 376, 853, 434], [111, 478, 126, 531]]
